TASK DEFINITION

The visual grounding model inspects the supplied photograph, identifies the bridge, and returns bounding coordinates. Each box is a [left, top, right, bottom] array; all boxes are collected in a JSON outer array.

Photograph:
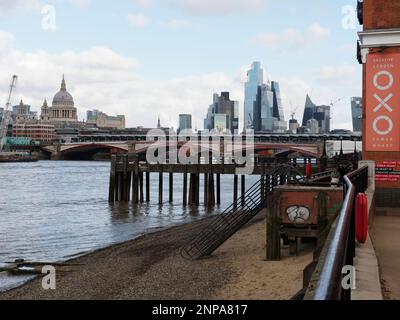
[[41, 140, 324, 160], [72, 133, 362, 144]]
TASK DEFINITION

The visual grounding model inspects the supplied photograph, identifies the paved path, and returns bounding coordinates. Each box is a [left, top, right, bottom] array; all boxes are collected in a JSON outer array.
[[371, 210, 400, 300]]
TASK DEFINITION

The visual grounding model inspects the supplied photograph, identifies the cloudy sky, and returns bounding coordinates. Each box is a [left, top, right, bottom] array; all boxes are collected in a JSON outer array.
[[0, 0, 362, 130]]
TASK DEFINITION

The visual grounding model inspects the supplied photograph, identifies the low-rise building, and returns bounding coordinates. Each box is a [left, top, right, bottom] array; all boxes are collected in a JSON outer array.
[[87, 109, 125, 130], [12, 122, 55, 143]]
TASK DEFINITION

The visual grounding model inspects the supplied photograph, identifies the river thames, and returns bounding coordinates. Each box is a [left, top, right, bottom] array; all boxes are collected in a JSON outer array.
[[0, 160, 257, 291]]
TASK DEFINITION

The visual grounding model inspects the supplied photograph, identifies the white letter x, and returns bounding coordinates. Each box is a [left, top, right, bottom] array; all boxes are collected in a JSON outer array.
[[374, 93, 393, 112]]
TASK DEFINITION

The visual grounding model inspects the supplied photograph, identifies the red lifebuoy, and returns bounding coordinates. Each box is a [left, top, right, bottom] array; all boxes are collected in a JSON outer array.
[[356, 193, 368, 244], [306, 163, 312, 178]]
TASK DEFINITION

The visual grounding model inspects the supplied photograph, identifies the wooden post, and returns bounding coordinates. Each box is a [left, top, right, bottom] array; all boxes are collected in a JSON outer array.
[[117, 172, 122, 201], [122, 155, 128, 201], [216, 173, 221, 205], [169, 172, 173, 203], [266, 191, 281, 261], [145, 172, 150, 202], [183, 172, 188, 206], [132, 156, 139, 204], [195, 174, 200, 207], [241, 175, 246, 205], [233, 175, 238, 205], [108, 155, 116, 202], [204, 173, 209, 206], [189, 173, 194, 205], [158, 172, 163, 205], [115, 172, 120, 201], [209, 173, 215, 206], [139, 172, 144, 203], [127, 171, 132, 202]]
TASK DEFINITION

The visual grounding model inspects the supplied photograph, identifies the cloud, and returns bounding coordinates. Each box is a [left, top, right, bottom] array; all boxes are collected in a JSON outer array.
[[127, 13, 150, 28], [0, 0, 91, 14], [251, 23, 330, 50], [0, 31, 14, 52], [160, 19, 191, 31], [0, 30, 356, 131], [315, 64, 357, 86], [0, 0, 43, 13], [69, 0, 91, 8], [135, 0, 266, 15], [0, 34, 244, 129]]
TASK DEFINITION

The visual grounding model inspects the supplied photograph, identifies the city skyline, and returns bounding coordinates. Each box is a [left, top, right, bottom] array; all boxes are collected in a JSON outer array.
[[0, 1, 362, 130]]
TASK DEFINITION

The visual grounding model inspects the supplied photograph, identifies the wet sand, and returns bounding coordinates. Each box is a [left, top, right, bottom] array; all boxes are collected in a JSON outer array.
[[0, 213, 312, 300]]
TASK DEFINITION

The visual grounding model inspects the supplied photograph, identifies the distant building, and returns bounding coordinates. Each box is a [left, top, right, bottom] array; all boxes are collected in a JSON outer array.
[[12, 100, 37, 123], [351, 97, 362, 132], [178, 114, 192, 134], [204, 92, 239, 134], [244, 62, 264, 130], [12, 122, 55, 143], [87, 109, 125, 130], [301, 95, 331, 133], [47, 76, 78, 123], [253, 82, 287, 133], [289, 118, 300, 134]]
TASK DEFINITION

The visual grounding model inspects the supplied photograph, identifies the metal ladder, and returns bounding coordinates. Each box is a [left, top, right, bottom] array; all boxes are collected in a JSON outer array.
[[181, 177, 270, 260]]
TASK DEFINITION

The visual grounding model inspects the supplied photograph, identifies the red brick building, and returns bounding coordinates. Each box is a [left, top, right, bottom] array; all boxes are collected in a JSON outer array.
[[13, 123, 55, 143], [358, 0, 400, 205]]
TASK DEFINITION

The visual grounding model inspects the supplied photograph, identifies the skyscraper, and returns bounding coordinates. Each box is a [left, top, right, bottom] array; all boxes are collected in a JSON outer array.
[[351, 97, 362, 132], [244, 62, 264, 130], [301, 95, 331, 133], [204, 92, 239, 134], [253, 82, 287, 133], [178, 114, 192, 134]]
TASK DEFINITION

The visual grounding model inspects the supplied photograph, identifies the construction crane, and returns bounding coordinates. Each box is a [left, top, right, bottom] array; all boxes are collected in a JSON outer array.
[[330, 97, 345, 108], [0, 75, 18, 152]]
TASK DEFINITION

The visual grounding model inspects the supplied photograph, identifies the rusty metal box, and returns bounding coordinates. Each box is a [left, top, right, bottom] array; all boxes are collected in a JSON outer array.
[[274, 185, 344, 226]]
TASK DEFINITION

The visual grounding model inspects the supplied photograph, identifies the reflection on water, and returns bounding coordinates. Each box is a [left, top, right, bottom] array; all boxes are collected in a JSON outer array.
[[0, 160, 258, 291]]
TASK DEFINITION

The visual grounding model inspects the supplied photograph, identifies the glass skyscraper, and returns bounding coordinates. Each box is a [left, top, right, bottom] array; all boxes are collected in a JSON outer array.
[[351, 97, 362, 132], [244, 62, 264, 130]]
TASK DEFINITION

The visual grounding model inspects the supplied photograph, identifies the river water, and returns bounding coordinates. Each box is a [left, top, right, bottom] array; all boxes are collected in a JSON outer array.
[[0, 161, 258, 292]]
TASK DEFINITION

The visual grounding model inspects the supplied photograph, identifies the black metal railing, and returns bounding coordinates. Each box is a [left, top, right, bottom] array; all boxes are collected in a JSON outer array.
[[304, 165, 369, 300], [181, 176, 275, 260]]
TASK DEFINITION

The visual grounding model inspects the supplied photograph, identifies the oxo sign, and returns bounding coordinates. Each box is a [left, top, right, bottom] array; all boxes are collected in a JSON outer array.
[[366, 53, 400, 151]]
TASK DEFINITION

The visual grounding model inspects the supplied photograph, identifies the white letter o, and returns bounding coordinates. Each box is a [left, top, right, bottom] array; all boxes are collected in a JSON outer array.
[[373, 71, 394, 91], [373, 116, 393, 136]]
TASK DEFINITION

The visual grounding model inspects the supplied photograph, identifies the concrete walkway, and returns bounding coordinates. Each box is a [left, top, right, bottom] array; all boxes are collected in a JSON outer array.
[[352, 234, 383, 300], [370, 210, 400, 300]]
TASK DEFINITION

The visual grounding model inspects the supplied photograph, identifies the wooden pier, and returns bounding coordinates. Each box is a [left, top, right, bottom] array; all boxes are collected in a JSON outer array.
[[108, 153, 324, 206]]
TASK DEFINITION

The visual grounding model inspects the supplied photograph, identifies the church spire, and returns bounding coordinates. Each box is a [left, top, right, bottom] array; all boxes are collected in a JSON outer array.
[[61, 74, 66, 91]]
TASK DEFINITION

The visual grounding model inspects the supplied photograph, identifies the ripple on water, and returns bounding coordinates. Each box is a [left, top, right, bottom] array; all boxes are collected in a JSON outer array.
[[0, 160, 258, 291]]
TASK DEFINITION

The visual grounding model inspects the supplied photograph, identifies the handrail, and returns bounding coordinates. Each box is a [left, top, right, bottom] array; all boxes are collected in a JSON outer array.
[[304, 166, 369, 300]]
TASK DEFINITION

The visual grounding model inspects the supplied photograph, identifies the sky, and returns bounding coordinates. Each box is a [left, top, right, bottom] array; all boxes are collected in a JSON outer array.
[[0, 0, 362, 130]]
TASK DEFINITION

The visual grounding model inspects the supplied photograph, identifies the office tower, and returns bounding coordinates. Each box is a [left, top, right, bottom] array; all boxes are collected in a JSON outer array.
[[351, 97, 362, 132], [244, 62, 264, 130], [204, 92, 239, 134], [178, 114, 192, 134], [253, 82, 287, 133], [301, 95, 331, 133], [289, 118, 299, 134]]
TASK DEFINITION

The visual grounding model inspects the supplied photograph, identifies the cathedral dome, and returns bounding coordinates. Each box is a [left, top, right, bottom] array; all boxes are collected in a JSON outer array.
[[52, 75, 74, 107]]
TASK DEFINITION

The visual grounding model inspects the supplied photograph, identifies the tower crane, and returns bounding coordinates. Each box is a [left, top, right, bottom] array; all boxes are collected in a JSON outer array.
[[0, 75, 18, 152]]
